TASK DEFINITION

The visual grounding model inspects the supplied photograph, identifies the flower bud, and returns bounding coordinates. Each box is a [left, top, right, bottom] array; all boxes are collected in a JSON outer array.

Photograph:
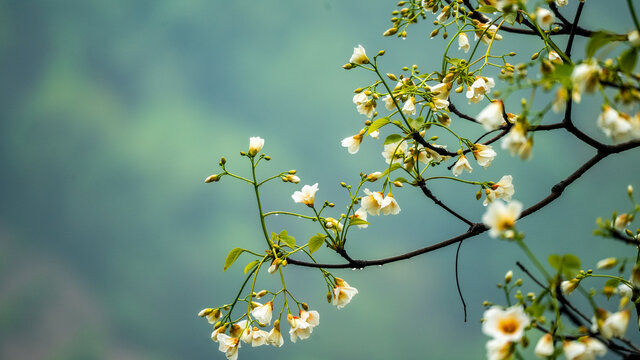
[[561, 278, 580, 295], [198, 308, 214, 317], [343, 63, 354, 70], [377, 50, 385, 56], [596, 257, 617, 269], [531, 52, 539, 60], [392, 181, 403, 187], [384, 27, 398, 36], [205, 174, 221, 183], [628, 185, 634, 198], [340, 182, 347, 187], [301, 302, 309, 311], [219, 157, 226, 165], [387, 73, 398, 81], [256, 290, 268, 298], [430, 28, 440, 38], [514, 278, 523, 286], [249, 136, 265, 156], [367, 172, 383, 182], [504, 270, 513, 284], [327, 291, 333, 303]]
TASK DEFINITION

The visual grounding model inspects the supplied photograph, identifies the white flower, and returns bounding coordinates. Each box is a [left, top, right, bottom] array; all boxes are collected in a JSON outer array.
[[618, 283, 633, 298], [583, 338, 607, 359], [292, 183, 319, 207], [217, 334, 241, 360], [199, 308, 221, 324], [555, 0, 568, 7], [402, 96, 416, 115], [472, 144, 497, 168], [484, 175, 515, 206], [369, 130, 380, 138], [629, 30, 640, 47], [597, 257, 617, 269], [287, 310, 320, 343], [430, 82, 451, 110], [452, 155, 473, 177], [361, 189, 384, 215], [477, 100, 505, 131], [501, 123, 531, 160], [482, 305, 530, 342], [597, 106, 634, 143], [353, 207, 369, 228], [475, 23, 503, 45], [353, 92, 376, 118], [266, 323, 284, 347], [332, 277, 359, 309], [536, 8, 555, 30], [482, 200, 522, 238], [572, 61, 601, 103], [341, 133, 364, 154], [548, 50, 563, 64], [458, 32, 470, 53], [600, 310, 630, 339], [486, 338, 513, 360], [534, 333, 554, 358], [249, 136, 265, 156], [353, 92, 368, 105], [380, 192, 401, 215], [382, 140, 408, 164], [284, 174, 300, 183], [561, 279, 580, 295], [211, 325, 226, 342], [251, 301, 273, 325], [552, 87, 568, 114], [383, 95, 396, 110], [466, 76, 495, 103], [563, 341, 587, 360], [230, 320, 249, 338], [422, 0, 437, 13], [249, 328, 269, 347], [350, 44, 369, 64], [436, 9, 450, 23]]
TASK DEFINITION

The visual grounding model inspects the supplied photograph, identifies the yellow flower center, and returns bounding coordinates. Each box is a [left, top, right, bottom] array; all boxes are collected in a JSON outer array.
[[498, 316, 519, 335]]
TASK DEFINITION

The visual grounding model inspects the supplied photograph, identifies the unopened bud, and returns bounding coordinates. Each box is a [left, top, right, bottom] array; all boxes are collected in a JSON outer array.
[[205, 174, 221, 183], [256, 290, 268, 298], [340, 182, 347, 187], [240, 151, 246, 156], [508, 52, 516, 56], [289, 170, 296, 174], [392, 181, 403, 187], [327, 292, 333, 303], [384, 27, 399, 36], [198, 308, 214, 317], [482, 301, 493, 307], [443, 31, 448, 39], [531, 52, 539, 60], [455, 85, 463, 93], [476, 190, 482, 200], [514, 278, 523, 286], [628, 185, 634, 198], [354, 88, 363, 93], [504, 270, 513, 284], [264, 156, 271, 161], [328, 203, 335, 207], [343, 63, 354, 70], [220, 157, 227, 165], [387, 73, 398, 81], [561, 278, 580, 295], [377, 50, 386, 56], [367, 171, 383, 182], [596, 257, 617, 269], [281, 259, 287, 267], [430, 28, 440, 38], [301, 302, 309, 311], [443, 72, 455, 83]]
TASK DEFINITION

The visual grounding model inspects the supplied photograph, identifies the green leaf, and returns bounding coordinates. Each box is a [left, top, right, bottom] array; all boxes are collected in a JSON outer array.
[[383, 134, 404, 145], [586, 31, 616, 58], [619, 47, 638, 73], [224, 248, 245, 271], [382, 163, 403, 176], [562, 254, 581, 270], [244, 260, 260, 274], [548, 254, 561, 270], [408, 116, 424, 130], [308, 234, 326, 253], [348, 217, 370, 226], [548, 253, 581, 278], [366, 117, 390, 136], [279, 230, 296, 248], [475, 5, 498, 13]]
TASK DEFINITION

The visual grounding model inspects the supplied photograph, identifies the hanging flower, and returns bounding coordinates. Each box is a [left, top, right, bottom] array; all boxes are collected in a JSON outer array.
[[600, 310, 630, 339], [548, 50, 563, 64], [383, 95, 396, 110], [361, 188, 384, 216], [353, 207, 369, 228], [482, 305, 530, 342], [466, 76, 495, 103], [349, 45, 369, 64], [571, 60, 601, 103], [217, 334, 241, 360], [211, 325, 227, 343], [199, 308, 221, 324], [475, 23, 503, 45], [472, 144, 497, 168], [287, 310, 320, 343], [477, 100, 505, 131], [382, 140, 408, 164], [597, 105, 634, 143], [402, 96, 417, 115], [452, 155, 473, 176], [430, 82, 451, 110], [482, 200, 523, 238], [380, 192, 401, 215], [552, 87, 568, 114], [332, 277, 359, 309], [342, 133, 364, 154], [267, 321, 284, 347], [534, 333, 555, 358], [501, 123, 531, 160], [486, 338, 513, 360], [292, 183, 319, 207], [251, 301, 273, 325], [458, 32, 470, 53]]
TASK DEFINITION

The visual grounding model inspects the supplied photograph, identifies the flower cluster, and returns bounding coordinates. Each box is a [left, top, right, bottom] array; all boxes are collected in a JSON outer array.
[[482, 305, 530, 360]]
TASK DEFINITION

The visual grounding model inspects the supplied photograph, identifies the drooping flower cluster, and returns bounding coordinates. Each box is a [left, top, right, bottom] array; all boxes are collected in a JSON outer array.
[[482, 305, 531, 360]]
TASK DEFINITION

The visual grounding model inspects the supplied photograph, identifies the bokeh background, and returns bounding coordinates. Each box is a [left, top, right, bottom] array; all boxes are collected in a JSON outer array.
[[0, 1, 638, 359]]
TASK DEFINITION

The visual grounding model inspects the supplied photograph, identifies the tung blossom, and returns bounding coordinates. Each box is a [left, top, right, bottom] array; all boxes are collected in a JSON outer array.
[[572, 60, 601, 103], [266, 322, 284, 347], [484, 175, 515, 206], [452, 155, 472, 176], [349, 44, 369, 64], [501, 123, 532, 160], [597, 106, 635, 143], [353, 92, 376, 118], [341, 133, 364, 154], [600, 310, 631, 339], [482, 305, 531, 342], [383, 95, 396, 110], [361, 188, 384, 215], [482, 200, 523, 238], [486, 338, 513, 360], [466, 76, 495, 103], [382, 140, 408, 164], [217, 334, 241, 360], [380, 192, 401, 215], [353, 207, 369, 228], [249, 136, 265, 156], [288, 310, 320, 343], [536, 8, 555, 30], [292, 183, 319, 207], [251, 301, 273, 325], [475, 23, 503, 45], [430, 82, 451, 109], [402, 96, 416, 115], [458, 32, 470, 53], [477, 100, 506, 131], [332, 277, 359, 309], [472, 144, 497, 168], [534, 333, 555, 358]]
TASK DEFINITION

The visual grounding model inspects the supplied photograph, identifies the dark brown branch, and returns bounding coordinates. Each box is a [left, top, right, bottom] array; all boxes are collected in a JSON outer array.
[[418, 180, 473, 226], [528, 122, 564, 131], [454, 239, 467, 322], [549, 2, 571, 27], [565, 1, 585, 58], [448, 101, 479, 124]]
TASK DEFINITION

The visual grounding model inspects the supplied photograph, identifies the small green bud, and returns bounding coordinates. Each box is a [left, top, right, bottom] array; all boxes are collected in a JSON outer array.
[[220, 157, 226, 165], [289, 170, 296, 174], [343, 63, 354, 70], [340, 182, 347, 187], [240, 151, 246, 156], [531, 52, 539, 60], [384, 27, 398, 36], [377, 50, 386, 56], [430, 28, 440, 38], [264, 156, 271, 161], [205, 174, 221, 183], [504, 270, 513, 284], [514, 278, 523, 286], [301, 302, 309, 311], [508, 52, 516, 56], [387, 73, 398, 81], [327, 292, 333, 303]]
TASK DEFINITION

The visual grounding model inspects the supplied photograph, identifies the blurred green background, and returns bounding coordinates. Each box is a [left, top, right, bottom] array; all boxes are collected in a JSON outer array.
[[0, 1, 638, 359]]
